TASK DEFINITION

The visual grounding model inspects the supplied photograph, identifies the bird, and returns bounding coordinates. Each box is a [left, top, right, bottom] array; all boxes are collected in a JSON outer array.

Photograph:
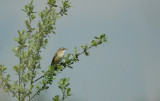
[[51, 48, 67, 70]]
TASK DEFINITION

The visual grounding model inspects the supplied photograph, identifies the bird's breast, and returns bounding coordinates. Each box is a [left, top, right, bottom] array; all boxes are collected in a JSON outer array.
[[58, 52, 64, 58]]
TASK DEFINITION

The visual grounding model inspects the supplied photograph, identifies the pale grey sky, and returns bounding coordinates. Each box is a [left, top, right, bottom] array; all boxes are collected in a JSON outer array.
[[0, 0, 160, 101]]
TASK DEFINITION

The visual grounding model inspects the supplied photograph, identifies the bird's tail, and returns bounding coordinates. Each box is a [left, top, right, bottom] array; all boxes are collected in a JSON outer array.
[[51, 62, 57, 70]]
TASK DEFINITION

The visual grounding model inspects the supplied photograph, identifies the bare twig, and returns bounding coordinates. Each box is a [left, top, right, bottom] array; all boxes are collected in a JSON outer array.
[[32, 75, 44, 84]]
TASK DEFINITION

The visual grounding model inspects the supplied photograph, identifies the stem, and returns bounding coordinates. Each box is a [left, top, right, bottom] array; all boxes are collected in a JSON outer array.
[[77, 46, 92, 56], [62, 90, 66, 101], [4, 84, 18, 98], [29, 87, 43, 101], [27, 95, 30, 101], [31, 48, 41, 84], [18, 74, 21, 101], [32, 75, 44, 84], [26, 27, 32, 101], [19, 49, 22, 101]]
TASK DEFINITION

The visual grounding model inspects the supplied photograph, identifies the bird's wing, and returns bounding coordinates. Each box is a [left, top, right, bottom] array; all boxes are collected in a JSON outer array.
[[51, 52, 58, 65]]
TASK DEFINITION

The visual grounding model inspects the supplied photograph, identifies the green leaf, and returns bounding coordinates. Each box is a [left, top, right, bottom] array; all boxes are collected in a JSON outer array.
[[91, 40, 97, 47], [67, 88, 71, 96], [31, 14, 36, 20], [65, 83, 70, 87], [53, 95, 60, 101], [14, 37, 19, 42], [74, 47, 79, 55], [103, 35, 107, 42], [94, 36, 99, 39], [68, 65, 73, 69], [21, 9, 27, 12], [58, 86, 62, 89], [45, 86, 49, 89], [36, 83, 39, 89], [18, 30, 21, 36], [81, 44, 88, 50], [65, 53, 71, 58], [22, 29, 25, 35], [38, 12, 44, 19], [85, 51, 90, 56], [29, 84, 34, 90], [62, 78, 66, 85], [7, 74, 10, 79], [0, 65, 7, 72], [52, 31, 56, 34]]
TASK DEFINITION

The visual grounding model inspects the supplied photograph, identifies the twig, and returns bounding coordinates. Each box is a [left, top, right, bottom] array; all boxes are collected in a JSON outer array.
[[27, 45, 94, 101], [19, 49, 22, 101], [4, 84, 18, 98], [77, 46, 92, 56], [29, 87, 43, 101], [32, 75, 44, 84], [18, 74, 21, 101]]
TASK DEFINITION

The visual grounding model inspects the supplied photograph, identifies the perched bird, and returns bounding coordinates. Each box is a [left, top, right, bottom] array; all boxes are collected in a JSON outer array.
[[51, 48, 67, 70]]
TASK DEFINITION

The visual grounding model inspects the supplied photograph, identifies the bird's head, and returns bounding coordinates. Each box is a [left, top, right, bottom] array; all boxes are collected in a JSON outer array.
[[58, 47, 67, 54]]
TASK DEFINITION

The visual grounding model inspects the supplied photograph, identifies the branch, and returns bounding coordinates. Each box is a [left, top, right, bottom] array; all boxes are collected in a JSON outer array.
[[18, 74, 21, 101], [29, 34, 107, 100], [28, 46, 93, 101], [4, 84, 18, 98], [77, 46, 92, 56], [32, 75, 44, 84], [28, 88, 42, 101], [32, 45, 93, 84]]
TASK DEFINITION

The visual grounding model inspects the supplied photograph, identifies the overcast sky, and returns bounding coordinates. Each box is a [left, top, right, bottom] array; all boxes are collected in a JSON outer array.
[[0, 0, 160, 101]]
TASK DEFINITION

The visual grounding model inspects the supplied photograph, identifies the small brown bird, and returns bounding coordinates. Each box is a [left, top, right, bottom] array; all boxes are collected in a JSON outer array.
[[51, 48, 67, 70]]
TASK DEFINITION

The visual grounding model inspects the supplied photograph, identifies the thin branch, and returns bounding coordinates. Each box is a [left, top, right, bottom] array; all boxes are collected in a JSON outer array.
[[26, 14, 33, 101], [18, 74, 21, 101], [26, 45, 94, 101], [62, 90, 66, 101], [32, 75, 44, 84], [19, 49, 22, 101], [77, 46, 92, 56], [4, 84, 18, 98], [32, 46, 93, 84], [29, 87, 43, 101]]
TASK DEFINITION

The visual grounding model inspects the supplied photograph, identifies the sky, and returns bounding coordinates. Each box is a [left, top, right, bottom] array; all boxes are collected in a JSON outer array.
[[0, 0, 160, 101]]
